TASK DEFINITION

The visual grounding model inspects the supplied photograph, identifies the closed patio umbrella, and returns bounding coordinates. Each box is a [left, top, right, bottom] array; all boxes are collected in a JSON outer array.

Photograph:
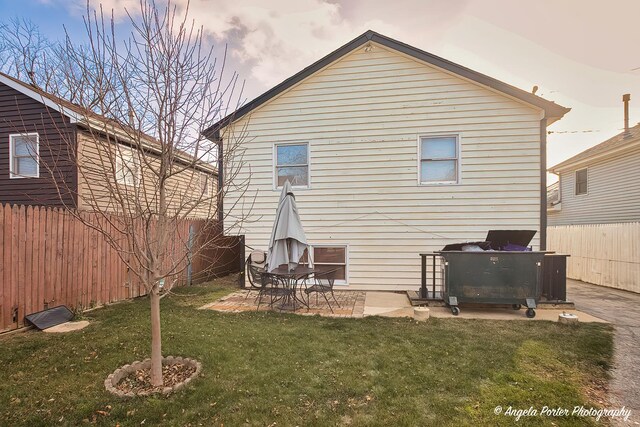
[[266, 180, 310, 272]]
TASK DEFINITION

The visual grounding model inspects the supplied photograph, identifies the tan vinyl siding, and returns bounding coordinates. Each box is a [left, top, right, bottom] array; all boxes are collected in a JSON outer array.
[[77, 130, 216, 218], [548, 145, 640, 225], [223, 42, 543, 290]]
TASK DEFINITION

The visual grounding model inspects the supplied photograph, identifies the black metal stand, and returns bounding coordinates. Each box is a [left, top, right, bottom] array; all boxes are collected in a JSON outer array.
[[419, 253, 439, 299]]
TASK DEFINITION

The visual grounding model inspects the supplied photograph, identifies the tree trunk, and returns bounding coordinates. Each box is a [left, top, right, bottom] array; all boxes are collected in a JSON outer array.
[[149, 286, 163, 386]]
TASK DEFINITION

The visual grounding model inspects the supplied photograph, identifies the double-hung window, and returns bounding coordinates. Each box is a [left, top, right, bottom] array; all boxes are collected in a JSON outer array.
[[115, 147, 139, 186], [10, 133, 39, 178], [275, 143, 309, 188], [575, 168, 588, 195], [419, 135, 459, 184]]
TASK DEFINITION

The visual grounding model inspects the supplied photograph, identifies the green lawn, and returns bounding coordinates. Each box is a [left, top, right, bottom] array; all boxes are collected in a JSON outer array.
[[0, 276, 613, 426]]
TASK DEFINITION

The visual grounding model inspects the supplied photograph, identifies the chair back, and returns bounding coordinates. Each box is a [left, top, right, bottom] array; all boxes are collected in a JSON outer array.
[[313, 268, 337, 289], [246, 250, 268, 289]]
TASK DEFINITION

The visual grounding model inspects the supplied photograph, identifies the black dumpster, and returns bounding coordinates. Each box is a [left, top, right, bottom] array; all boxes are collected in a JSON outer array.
[[437, 230, 546, 318]]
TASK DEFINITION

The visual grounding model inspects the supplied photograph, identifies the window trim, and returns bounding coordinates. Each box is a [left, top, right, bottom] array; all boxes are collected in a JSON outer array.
[[115, 146, 140, 186], [9, 132, 40, 179], [575, 168, 588, 196], [200, 173, 213, 197], [308, 243, 349, 285], [417, 133, 461, 185], [273, 141, 310, 190], [558, 175, 562, 203]]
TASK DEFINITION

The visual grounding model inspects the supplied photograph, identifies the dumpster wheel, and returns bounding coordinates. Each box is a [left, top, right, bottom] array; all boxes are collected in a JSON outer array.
[[512, 304, 522, 310], [451, 306, 460, 316], [526, 308, 536, 318]]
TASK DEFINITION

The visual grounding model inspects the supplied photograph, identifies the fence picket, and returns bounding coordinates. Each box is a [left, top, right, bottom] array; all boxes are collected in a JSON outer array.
[[0, 203, 243, 332], [548, 223, 640, 293]]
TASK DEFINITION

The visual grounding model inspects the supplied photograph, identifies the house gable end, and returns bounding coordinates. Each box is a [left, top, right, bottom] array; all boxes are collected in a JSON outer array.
[[205, 30, 569, 138]]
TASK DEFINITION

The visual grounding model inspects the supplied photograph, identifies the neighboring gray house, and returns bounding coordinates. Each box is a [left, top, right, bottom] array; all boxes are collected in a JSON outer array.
[[547, 115, 640, 293], [548, 122, 640, 225]]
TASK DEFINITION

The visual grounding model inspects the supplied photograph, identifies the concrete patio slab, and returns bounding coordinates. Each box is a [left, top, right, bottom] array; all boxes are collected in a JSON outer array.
[[426, 306, 607, 322], [363, 292, 412, 318], [202, 289, 608, 323]]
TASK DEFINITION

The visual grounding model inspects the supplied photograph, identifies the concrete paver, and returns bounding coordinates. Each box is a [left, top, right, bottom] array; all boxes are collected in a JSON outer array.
[[201, 290, 367, 318]]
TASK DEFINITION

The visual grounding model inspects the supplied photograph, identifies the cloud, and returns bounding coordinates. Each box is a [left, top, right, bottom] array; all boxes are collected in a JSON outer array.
[[53, 0, 640, 165], [62, 0, 406, 90], [183, 0, 395, 88]]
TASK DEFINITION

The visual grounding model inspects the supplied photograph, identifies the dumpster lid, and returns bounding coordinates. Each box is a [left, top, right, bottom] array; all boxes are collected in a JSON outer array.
[[486, 230, 536, 249]]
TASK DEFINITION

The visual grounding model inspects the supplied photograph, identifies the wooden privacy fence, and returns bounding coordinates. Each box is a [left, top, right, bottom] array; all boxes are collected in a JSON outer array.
[[547, 222, 640, 293], [0, 204, 244, 333]]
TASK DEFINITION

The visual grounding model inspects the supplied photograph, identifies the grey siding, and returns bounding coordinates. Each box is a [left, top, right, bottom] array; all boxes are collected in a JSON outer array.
[[548, 145, 640, 225]]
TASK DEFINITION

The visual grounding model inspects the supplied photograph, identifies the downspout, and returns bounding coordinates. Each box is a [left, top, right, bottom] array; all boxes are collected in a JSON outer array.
[[71, 122, 79, 210], [539, 117, 548, 251], [216, 132, 224, 228]]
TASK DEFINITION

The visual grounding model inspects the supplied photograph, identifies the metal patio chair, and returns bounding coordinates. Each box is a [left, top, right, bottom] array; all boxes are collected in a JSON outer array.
[[304, 269, 340, 313], [245, 250, 272, 301], [245, 251, 289, 309]]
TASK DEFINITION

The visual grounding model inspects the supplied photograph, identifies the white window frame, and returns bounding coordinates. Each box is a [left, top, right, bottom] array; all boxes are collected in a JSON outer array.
[[115, 146, 140, 186], [307, 243, 349, 286], [417, 134, 461, 185], [200, 173, 213, 197], [9, 132, 40, 179], [557, 175, 562, 203], [575, 168, 588, 196], [273, 142, 310, 190]]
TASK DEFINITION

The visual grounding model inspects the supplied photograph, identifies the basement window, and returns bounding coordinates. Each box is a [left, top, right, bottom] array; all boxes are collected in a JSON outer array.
[[575, 168, 588, 195], [10, 133, 39, 178], [301, 245, 348, 284]]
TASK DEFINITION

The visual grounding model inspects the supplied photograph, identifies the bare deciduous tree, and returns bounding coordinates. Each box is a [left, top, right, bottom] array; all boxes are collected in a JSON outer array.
[[2, 0, 252, 387]]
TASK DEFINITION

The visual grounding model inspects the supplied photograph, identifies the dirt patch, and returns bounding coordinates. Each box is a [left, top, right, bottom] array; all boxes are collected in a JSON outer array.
[[115, 363, 196, 395]]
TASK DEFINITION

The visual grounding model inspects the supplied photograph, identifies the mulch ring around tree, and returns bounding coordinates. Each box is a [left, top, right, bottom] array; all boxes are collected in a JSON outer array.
[[116, 363, 196, 394], [105, 356, 202, 397]]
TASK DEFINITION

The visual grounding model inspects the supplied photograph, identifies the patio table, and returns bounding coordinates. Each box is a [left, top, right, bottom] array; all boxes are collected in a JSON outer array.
[[258, 266, 338, 311]]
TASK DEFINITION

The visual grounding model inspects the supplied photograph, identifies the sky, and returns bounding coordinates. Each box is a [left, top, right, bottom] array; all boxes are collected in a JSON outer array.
[[1, 0, 639, 181]]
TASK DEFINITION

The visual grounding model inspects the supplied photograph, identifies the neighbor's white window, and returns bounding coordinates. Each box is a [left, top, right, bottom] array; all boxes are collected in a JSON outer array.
[[275, 142, 309, 188], [419, 135, 459, 184], [200, 173, 212, 196], [575, 168, 588, 195], [115, 147, 139, 186], [302, 245, 348, 284], [10, 133, 39, 178]]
